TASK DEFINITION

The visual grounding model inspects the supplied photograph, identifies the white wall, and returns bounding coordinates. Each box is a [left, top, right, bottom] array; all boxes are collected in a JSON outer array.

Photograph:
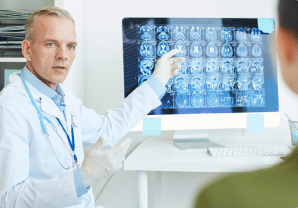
[[80, 0, 297, 207], [63, 0, 85, 101]]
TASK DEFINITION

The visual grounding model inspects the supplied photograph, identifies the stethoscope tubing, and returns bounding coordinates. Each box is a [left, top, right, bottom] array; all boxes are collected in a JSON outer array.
[[20, 69, 78, 170]]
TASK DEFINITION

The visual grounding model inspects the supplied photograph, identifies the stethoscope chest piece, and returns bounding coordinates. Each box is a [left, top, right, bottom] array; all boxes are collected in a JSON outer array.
[[72, 115, 79, 128]]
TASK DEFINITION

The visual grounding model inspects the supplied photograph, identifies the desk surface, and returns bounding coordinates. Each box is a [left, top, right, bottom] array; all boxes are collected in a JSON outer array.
[[124, 138, 293, 172]]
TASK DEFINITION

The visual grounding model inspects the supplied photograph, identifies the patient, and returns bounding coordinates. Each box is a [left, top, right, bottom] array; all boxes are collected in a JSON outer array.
[[194, 0, 298, 207]]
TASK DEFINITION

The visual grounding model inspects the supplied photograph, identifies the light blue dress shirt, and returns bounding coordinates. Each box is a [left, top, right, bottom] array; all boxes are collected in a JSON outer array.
[[22, 66, 166, 197]]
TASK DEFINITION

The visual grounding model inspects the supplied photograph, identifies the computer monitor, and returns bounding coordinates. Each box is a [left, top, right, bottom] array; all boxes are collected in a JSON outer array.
[[122, 18, 279, 149]]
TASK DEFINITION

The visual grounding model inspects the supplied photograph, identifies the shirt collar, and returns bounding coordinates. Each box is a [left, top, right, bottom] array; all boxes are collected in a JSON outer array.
[[23, 65, 65, 102]]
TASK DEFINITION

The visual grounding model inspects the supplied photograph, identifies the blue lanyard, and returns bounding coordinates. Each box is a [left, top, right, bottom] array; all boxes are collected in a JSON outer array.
[[56, 118, 78, 164]]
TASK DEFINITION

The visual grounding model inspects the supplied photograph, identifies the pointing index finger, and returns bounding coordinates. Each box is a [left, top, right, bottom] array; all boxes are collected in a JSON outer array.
[[162, 49, 180, 59]]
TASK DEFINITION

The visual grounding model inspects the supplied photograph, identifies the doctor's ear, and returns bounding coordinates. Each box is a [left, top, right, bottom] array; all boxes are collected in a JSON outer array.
[[276, 27, 298, 64], [21, 40, 32, 62]]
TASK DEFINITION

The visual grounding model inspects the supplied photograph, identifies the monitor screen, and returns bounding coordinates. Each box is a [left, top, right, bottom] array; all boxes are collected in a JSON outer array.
[[122, 18, 278, 119]]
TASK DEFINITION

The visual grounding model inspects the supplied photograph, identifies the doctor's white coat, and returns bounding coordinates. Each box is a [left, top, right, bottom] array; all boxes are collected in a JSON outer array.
[[0, 72, 161, 208]]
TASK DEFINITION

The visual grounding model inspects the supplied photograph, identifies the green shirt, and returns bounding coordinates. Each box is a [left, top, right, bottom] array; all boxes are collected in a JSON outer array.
[[194, 146, 298, 208]]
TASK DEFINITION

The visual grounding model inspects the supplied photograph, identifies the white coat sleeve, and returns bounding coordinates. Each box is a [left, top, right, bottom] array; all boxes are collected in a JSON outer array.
[[0, 104, 80, 208], [80, 82, 162, 147]]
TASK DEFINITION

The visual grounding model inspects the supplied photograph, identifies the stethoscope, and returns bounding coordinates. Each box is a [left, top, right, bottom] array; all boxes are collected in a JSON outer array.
[[20, 69, 80, 170]]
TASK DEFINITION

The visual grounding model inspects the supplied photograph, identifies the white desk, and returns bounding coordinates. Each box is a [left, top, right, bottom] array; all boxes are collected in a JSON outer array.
[[124, 137, 293, 208]]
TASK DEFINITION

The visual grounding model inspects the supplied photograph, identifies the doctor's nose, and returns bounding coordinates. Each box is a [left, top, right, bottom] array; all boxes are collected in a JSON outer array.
[[55, 46, 68, 61]]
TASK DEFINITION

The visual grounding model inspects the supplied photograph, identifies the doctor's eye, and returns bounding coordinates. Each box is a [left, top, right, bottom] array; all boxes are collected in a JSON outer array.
[[68, 45, 75, 50], [47, 43, 54, 47]]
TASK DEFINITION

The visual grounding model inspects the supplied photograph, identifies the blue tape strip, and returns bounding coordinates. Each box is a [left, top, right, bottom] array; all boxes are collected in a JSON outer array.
[[142, 118, 161, 136], [258, 18, 274, 33], [247, 114, 265, 132]]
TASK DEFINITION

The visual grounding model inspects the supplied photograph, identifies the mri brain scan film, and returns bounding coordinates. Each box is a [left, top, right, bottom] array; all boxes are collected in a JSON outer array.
[[221, 27, 232, 42], [157, 41, 170, 57], [139, 58, 154, 75], [206, 42, 218, 58], [190, 26, 202, 40], [190, 42, 203, 57], [123, 18, 278, 115], [157, 26, 169, 40], [140, 25, 153, 40], [173, 26, 186, 40], [221, 43, 233, 57], [189, 58, 204, 74], [174, 42, 187, 57], [140, 41, 154, 57], [206, 27, 217, 41]]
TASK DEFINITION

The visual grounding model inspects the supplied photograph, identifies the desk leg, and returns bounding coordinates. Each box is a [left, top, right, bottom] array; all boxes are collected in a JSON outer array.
[[137, 171, 148, 208]]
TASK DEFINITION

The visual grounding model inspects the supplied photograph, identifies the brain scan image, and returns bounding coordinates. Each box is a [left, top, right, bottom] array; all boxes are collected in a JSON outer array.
[[138, 75, 150, 86], [251, 91, 265, 106], [205, 58, 219, 75], [221, 27, 232, 42], [236, 27, 247, 42], [221, 43, 233, 58], [140, 41, 154, 57], [251, 75, 264, 90], [190, 42, 203, 57], [140, 25, 153, 40], [173, 75, 189, 92], [206, 75, 220, 90], [220, 75, 235, 91], [190, 75, 204, 91], [157, 26, 169, 41], [161, 93, 173, 108], [173, 26, 186, 40], [176, 59, 188, 74], [174, 42, 187, 57], [236, 75, 250, 90], [236, 44, 248, 57], [206, 27, 217, 41], [221, 58, 235, 74], [139, 58, 154, 75], [207, 91, 220, 107], [236, 58, 249, 74], [252, 44, 262, 57], [220, 91, 234, 106], [189, 58, 204, 74], [191, 92, 204, 107], [190, 26, 202, 40], [236, 91, 250, 106], [123, 18, 272, 111], [175, 93, 189, 108], [251, 28, 262, 42], [157, 41, 170, 57], [206, 42, 218, 58], [250, 58, 264, 74]]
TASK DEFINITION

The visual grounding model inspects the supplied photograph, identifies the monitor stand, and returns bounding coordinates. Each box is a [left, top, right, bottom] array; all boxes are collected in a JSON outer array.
[[173, 130, 225, 150]]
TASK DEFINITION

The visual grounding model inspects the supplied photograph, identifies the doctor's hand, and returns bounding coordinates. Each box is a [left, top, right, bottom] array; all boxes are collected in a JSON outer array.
[[152, 49, 185, 86], [80, 136, 132, 187]]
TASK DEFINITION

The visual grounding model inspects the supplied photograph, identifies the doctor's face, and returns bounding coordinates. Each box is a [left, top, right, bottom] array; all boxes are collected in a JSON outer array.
[[22, 15, 77, 90]]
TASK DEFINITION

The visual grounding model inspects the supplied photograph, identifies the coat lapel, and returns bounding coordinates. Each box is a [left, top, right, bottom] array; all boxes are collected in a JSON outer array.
[[40, 96, 67, 128]]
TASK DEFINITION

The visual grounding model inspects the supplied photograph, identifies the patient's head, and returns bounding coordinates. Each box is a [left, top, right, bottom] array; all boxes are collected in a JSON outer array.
[[277, 0, 298, 94]]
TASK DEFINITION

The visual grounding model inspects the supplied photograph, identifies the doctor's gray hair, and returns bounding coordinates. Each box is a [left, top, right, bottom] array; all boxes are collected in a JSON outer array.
[[25, 6, 75, 42]]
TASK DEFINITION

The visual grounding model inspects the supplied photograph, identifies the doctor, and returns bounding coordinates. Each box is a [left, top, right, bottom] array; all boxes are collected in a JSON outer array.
[[0, 6, 184, 208]]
